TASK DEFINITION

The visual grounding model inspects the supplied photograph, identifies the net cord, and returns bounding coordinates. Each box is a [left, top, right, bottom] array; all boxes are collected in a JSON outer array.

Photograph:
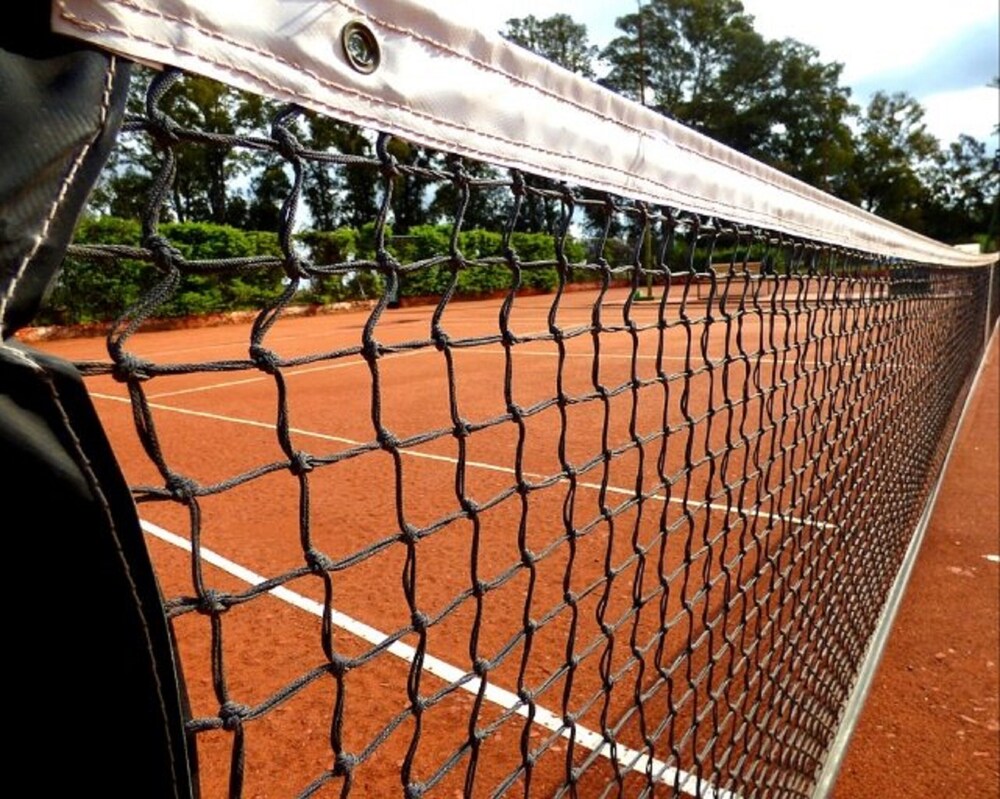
[[987, 265, 996, 350], [50, 0, 999, 268]]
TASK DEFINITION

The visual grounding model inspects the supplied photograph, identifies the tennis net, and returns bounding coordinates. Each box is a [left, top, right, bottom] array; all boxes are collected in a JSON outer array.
[[26, 3, 1000, 797]]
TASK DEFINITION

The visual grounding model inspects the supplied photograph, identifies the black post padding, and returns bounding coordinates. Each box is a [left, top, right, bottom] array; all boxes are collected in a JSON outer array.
[[0, 7, 197, 797], [0, 4, 131, 338], [1, 345, 197, 797]]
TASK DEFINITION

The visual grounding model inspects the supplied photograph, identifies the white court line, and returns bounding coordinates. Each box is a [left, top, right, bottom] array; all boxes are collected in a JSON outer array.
[[148, 343, 882, 401], [113, 301, 877, 363], [145, 349, 697, 401], [141, 518, 739, 799], [481, 348, 693, 363], [90, 393, 835, 531], [149, 349, 426, 399], [469, 347, 897, 371]]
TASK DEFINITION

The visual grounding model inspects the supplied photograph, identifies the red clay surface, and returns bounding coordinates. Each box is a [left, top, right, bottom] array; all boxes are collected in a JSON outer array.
[[832, 333, 999, 798], [30, 286, 997, 798]]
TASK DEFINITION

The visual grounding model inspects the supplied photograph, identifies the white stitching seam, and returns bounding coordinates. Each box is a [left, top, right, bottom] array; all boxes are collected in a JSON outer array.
[[43, 366, 184, 796], [54, 0, 958, 258], [53, 1, 994, 266], [0, 50, 184, 792]]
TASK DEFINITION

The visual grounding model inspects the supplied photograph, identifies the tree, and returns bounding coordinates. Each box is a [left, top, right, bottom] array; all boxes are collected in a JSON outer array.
[[601, 0, 757, 115], [384, 138, 437, 232], [681, 24, 776, 151], [300, 114, 379, 230], [503, 14, 598, 78], [246, 161, 291, 231], [427, 157, 511, 232], [849, 91, 941, 229], [924, 134, 999, 246], [991, 76, 1000, 137], [600, 2, 859, 197], [154, 74, 273, 224], [93, 69, 275, 225], [753, 40, 856, 194]]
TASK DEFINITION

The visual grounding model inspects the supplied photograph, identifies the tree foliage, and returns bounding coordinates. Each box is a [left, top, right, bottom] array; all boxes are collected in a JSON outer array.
[[43, 218, 284, 324], [300, 113, 379, 230], [596, 1, 994, 244], [92, 70, 275, 226], [601, 2, 860, 194], [924, 135, 999, 248], [503, 14, 599, 78], [41, 218, 601, 324], [747, 40, 857, 193], [601, 0, 757, 113], [848, 91, 941, 229]]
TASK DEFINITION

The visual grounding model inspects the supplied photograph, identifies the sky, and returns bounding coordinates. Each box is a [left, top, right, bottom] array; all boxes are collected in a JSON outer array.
[[433, 0, 999, 150]]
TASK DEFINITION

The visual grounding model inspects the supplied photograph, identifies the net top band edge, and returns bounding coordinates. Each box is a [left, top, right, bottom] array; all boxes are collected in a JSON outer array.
[[51, 0, 998, 268]]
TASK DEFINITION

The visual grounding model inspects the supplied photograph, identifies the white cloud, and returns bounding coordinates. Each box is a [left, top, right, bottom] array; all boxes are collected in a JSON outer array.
[[921, 86, 1000, 146], [428, 0, 999, 146], [740, 0, 997, 84]]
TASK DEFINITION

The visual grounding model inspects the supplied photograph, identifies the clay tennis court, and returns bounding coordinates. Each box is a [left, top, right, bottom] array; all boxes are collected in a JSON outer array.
[[31, 278, 988, 798]]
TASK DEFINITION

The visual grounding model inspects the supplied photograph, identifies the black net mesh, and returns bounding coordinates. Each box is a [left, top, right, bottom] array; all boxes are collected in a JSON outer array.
[[48, 68, 999, 798]]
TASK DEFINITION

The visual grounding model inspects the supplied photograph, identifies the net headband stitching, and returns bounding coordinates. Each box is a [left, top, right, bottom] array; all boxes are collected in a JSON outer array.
[[52, 0, 998, 267]]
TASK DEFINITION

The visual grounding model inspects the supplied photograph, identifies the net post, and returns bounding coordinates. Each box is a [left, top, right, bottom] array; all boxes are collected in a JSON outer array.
[[986, 263, 996, 351]]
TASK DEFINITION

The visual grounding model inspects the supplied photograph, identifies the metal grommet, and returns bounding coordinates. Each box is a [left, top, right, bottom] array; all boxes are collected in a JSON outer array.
[[341, 21, 380, 74]]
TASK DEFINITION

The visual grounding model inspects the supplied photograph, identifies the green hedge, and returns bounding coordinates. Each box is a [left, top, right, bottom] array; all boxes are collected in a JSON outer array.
[[41, 218, 600, 325], [43, 218, 284, 324], [383, 226, 589, 297]]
